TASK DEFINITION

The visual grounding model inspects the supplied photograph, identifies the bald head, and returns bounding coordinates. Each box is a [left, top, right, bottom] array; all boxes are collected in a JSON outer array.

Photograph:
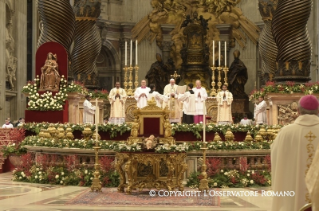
[[196, 80, 201, 88], [141, 80, 146, 87], [170, 79, 175, 86]]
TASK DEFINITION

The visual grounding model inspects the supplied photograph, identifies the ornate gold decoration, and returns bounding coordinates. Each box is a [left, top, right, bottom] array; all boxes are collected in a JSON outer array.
[[277, 102, 299, 125], [170, 71, 180, 80], [305, 131, 316, 202], [134, 65, 139, 91], [210, 66, 217, 96], [199, 142, 209, 191], [56, 124, 65, 139], [225, 128, 234, 141], [71, 0, 101, 77], [115, 152, 187, 194], [37, 0, 75, 55], [131, 1, 260, 70], [127, 118, 141, 145], [213, 132, 222, 142], [217, 67, 222, 93], [258, 0, 278, 82], [223, 67, 229, 86], [66, 127, 74, 140], [271, 0, 312, 83], [244, 131, 253, 142], [127, 66, 134, 96], [39, 53, 61, 92], [254, 131, 263, 142], [259, 125, 267, 140], [91, 140, 102, 192], [47, 124, 56, 138], [82, 125, 93, 140]]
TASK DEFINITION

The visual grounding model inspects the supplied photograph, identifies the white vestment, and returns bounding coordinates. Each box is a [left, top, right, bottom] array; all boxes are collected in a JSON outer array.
[[2, 124, 13, 128], [83, 99, 96, 124], [178, 91, 196, 115], [271, 115, 319, 211], [254, 100, 267, 124], [148, 91, 163, 108], [192, 87, 208, 115], [163, 84, 181, 123], [134, 87, 151, 109], [108, 87, 127, 124], [306, 143, 319, 211], [216, 90, 233, 124], [239, 119, 252, 125]]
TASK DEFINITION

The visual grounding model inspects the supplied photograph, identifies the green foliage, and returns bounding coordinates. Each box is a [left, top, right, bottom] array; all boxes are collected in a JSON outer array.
[[1, 143, 27, 157]]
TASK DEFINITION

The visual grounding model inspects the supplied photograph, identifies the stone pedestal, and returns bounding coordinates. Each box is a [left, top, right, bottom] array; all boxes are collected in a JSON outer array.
[[67, 93, 83, 124], [267, 93, 319, 125]]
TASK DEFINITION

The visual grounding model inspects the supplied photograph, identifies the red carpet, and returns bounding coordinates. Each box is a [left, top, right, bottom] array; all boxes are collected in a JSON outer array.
[[67, 188, 220, 207]]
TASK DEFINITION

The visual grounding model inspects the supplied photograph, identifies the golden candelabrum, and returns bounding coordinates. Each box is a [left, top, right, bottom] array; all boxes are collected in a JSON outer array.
[[210, 66, 217, 96], [123, 65, 128, 93], [223, 66, 229, 86], [134, 65, 139, 91], [217, 66, 222, 93], [91, 129, 102, 192], [198, 142, 209, 191], [127, 66, 134, 96]]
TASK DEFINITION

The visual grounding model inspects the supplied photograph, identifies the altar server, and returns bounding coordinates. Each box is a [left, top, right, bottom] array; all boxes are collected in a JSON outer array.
[[148, 84, 163, 108], [254, 96, 267, 124], [192, 80, 208, 124], [272, 95, 319, 211], [83, 95, 96, 124], [178, 83, 196, 124], [134, 80, 151, 109], [108, 82, 127, 124], [239, 114, 251, 125], [163, 78, 181, 123], [216, 84, 233, 125], [2, 118, 13, 128], [306, 143, 319, 211]]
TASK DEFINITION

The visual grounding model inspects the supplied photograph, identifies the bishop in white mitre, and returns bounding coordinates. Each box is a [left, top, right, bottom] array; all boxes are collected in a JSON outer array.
[[108, 82, 127, 124], [216, 84, 233, 125], [83, 95, 96, 124], [272, 95, 319, 211], [192, 80, 208, 124], [163, 79, 181, 123], [254, 96, 267, 124], [134, 80, 151, 109]]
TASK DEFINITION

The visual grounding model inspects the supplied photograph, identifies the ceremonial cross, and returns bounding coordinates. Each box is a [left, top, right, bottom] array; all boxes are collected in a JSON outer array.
[[305, 131, 316, 142], [170, 71, 180, 80]]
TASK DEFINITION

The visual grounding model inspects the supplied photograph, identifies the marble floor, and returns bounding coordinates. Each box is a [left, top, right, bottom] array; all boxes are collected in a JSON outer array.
[[0, 172, 273, 211]]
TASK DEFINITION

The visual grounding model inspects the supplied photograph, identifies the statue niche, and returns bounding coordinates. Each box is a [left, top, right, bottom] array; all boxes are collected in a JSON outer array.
[[39, 52, 61, 91], [180, 12, 210, 88]]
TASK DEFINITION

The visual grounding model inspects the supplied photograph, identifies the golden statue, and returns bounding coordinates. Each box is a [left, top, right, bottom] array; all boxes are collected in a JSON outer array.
[[130, 118, 139, 137], [39, 52, 61, 91], [164, 118, 172, 138]]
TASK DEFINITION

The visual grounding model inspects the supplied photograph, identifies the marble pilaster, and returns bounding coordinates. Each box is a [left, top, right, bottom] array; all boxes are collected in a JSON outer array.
[[0, 0, 6, 123]]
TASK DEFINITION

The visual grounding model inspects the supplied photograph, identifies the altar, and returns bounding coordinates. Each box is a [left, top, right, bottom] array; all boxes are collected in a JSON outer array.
[[115, 152, 187, 194]]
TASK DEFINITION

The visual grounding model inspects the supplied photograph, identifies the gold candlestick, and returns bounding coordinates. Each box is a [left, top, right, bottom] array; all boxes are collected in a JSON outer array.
[[134, 65, 139, 91], [223, 66, 229, 86], [123, 65, 128, 92], [127, 66, 134, 96], [217, 66, 222, 93], [91, 140, 102, 192], [198, 142, 209, 191], [210, 66, 217, 96]]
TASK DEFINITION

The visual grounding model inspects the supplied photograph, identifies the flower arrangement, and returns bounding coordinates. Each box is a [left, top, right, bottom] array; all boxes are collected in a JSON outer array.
[[66, 81, 88, 94], [1, 142, 27, 157], [12, 153, 119, 187], [89, 89, 109, 100], [249, 81, 319, 101]]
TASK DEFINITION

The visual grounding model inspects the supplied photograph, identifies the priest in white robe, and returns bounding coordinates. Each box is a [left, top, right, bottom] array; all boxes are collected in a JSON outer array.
[[306, 143, 319, 211], [134, 80, 151, 109], [178, 83, 196, 124], [216, 84, 233, 125], [239, 114, 252, 125], [108, 82, 127, 124], [148, 84, 163, 108], [163, 79, 181, 123], [192, 80, 208, 124], [271, 95, 319, 211], [254, 96, 267, 124], [83, 95, 96, 124]]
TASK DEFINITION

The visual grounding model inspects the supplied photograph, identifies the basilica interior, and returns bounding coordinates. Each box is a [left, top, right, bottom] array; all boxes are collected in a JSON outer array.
[[0, 0, 319, 210]]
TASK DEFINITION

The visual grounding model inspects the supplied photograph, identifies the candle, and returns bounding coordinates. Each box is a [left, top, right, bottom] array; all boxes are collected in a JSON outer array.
[[203, 100, 206, 143], [225, 41, 227, 67], [95, 98, 98, 141], [125, 41, 127, 66], [135, 40, 138, 66], [218, 41, 221, 67], [130, 40, 132, 66], [213, 40, 215, 66]]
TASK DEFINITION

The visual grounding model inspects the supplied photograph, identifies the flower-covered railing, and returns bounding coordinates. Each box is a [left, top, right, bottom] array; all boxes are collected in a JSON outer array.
[[249, 81, 319, 101]]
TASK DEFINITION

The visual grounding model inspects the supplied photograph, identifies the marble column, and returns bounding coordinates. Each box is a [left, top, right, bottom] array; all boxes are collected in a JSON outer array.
[[0, 0, 6, 123]]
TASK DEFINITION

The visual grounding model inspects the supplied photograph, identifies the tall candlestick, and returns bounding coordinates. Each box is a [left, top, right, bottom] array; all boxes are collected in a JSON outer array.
[[95, 98, 98, 137], [203, 100, 206, 143], [135, 40, 138, 65], [225, 41, 227, 67], [213, 40, 215, 66], [218, 41, 221, 67], [130, 40, 132, 66], [125, 41, 127, 66]]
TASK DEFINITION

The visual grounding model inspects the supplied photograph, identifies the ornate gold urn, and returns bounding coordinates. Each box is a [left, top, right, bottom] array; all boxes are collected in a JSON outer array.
[[47, 124, 56, 138], [82, 125, 92, 140], [259, 125, 267, 140], [39, 129, 46, 138], [213, 132, 222, 142], [254, 131, 263, 142], [56, 124, 65, 139], [244, 131, 253, 142], [43, 129, 52, 138], [225, 128, 234, 141], [66, 127, 74, 139]]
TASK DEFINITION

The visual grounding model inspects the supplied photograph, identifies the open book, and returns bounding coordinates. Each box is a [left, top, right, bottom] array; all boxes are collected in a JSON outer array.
[[177, 85, 187, 94]]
